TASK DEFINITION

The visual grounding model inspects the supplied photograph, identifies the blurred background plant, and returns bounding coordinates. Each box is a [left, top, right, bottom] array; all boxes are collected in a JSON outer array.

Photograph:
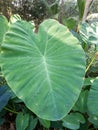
[[0, 0, 97, 29]]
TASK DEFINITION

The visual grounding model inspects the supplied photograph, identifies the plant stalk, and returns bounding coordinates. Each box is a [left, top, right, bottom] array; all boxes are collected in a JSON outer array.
[[85, 52, 98, 73], [4, 107, 18, 114]]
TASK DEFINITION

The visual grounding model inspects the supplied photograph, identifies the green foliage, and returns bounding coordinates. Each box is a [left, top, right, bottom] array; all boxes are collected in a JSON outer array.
[[1, 10, 98, 129], [77, 0, 86, 20], [39, 118, 50, 128], [0, 15, 8, 46], [62, 112, 85, 130], [87, 78, 98, 115], [80, 22, 98, 76], [88, 114, 98, 128], [73, 90, 88, 113], [26, 116, 38, 130], [80, 22, 98, 45], [62, 17, 77, 30], [0, 18, 85, 120], [16, 112, 30, 130]]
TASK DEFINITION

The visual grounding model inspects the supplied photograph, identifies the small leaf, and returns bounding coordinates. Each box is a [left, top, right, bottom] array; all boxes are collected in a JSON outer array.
[[75, 113, 85, 124], [26, 116, 38, 130], [83, 77, 95, 86], [89, 114, 98, 127], [62, 113, 85, 130], [63, 17, 76, 30], [73, 90, 88, 113], [16, 112, 30, 130], [39, 118, 50, 128]]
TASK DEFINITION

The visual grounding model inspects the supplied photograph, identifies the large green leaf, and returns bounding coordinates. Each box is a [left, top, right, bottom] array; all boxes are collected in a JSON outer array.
[[0, 19, 86, 120], [87, 78, 98, 115]]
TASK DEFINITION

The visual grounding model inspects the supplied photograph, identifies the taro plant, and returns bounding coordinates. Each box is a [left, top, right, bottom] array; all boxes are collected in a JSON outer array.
[[3, 14, 98, 130], [0, 13, 86, 123]]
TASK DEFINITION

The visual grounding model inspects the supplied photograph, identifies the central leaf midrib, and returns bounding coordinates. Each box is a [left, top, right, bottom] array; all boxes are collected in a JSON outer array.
[[43, 56, 51, 87], [43, 56, 57, 111]]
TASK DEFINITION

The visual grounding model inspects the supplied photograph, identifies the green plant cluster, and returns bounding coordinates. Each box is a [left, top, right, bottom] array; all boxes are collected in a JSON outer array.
[[0, 5, 98, 130]]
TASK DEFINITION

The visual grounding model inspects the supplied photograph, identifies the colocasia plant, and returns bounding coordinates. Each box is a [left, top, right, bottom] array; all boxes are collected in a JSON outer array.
[[0, 14, 98, 130]]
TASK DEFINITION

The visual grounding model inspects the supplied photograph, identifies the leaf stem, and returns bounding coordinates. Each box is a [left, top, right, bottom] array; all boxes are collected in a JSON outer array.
[[4, 107, 18, 114], [85, 52, 98, 73]]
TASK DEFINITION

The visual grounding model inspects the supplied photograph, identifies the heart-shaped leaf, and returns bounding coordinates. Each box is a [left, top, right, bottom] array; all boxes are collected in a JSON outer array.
[[1, 19, 85, 120]]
